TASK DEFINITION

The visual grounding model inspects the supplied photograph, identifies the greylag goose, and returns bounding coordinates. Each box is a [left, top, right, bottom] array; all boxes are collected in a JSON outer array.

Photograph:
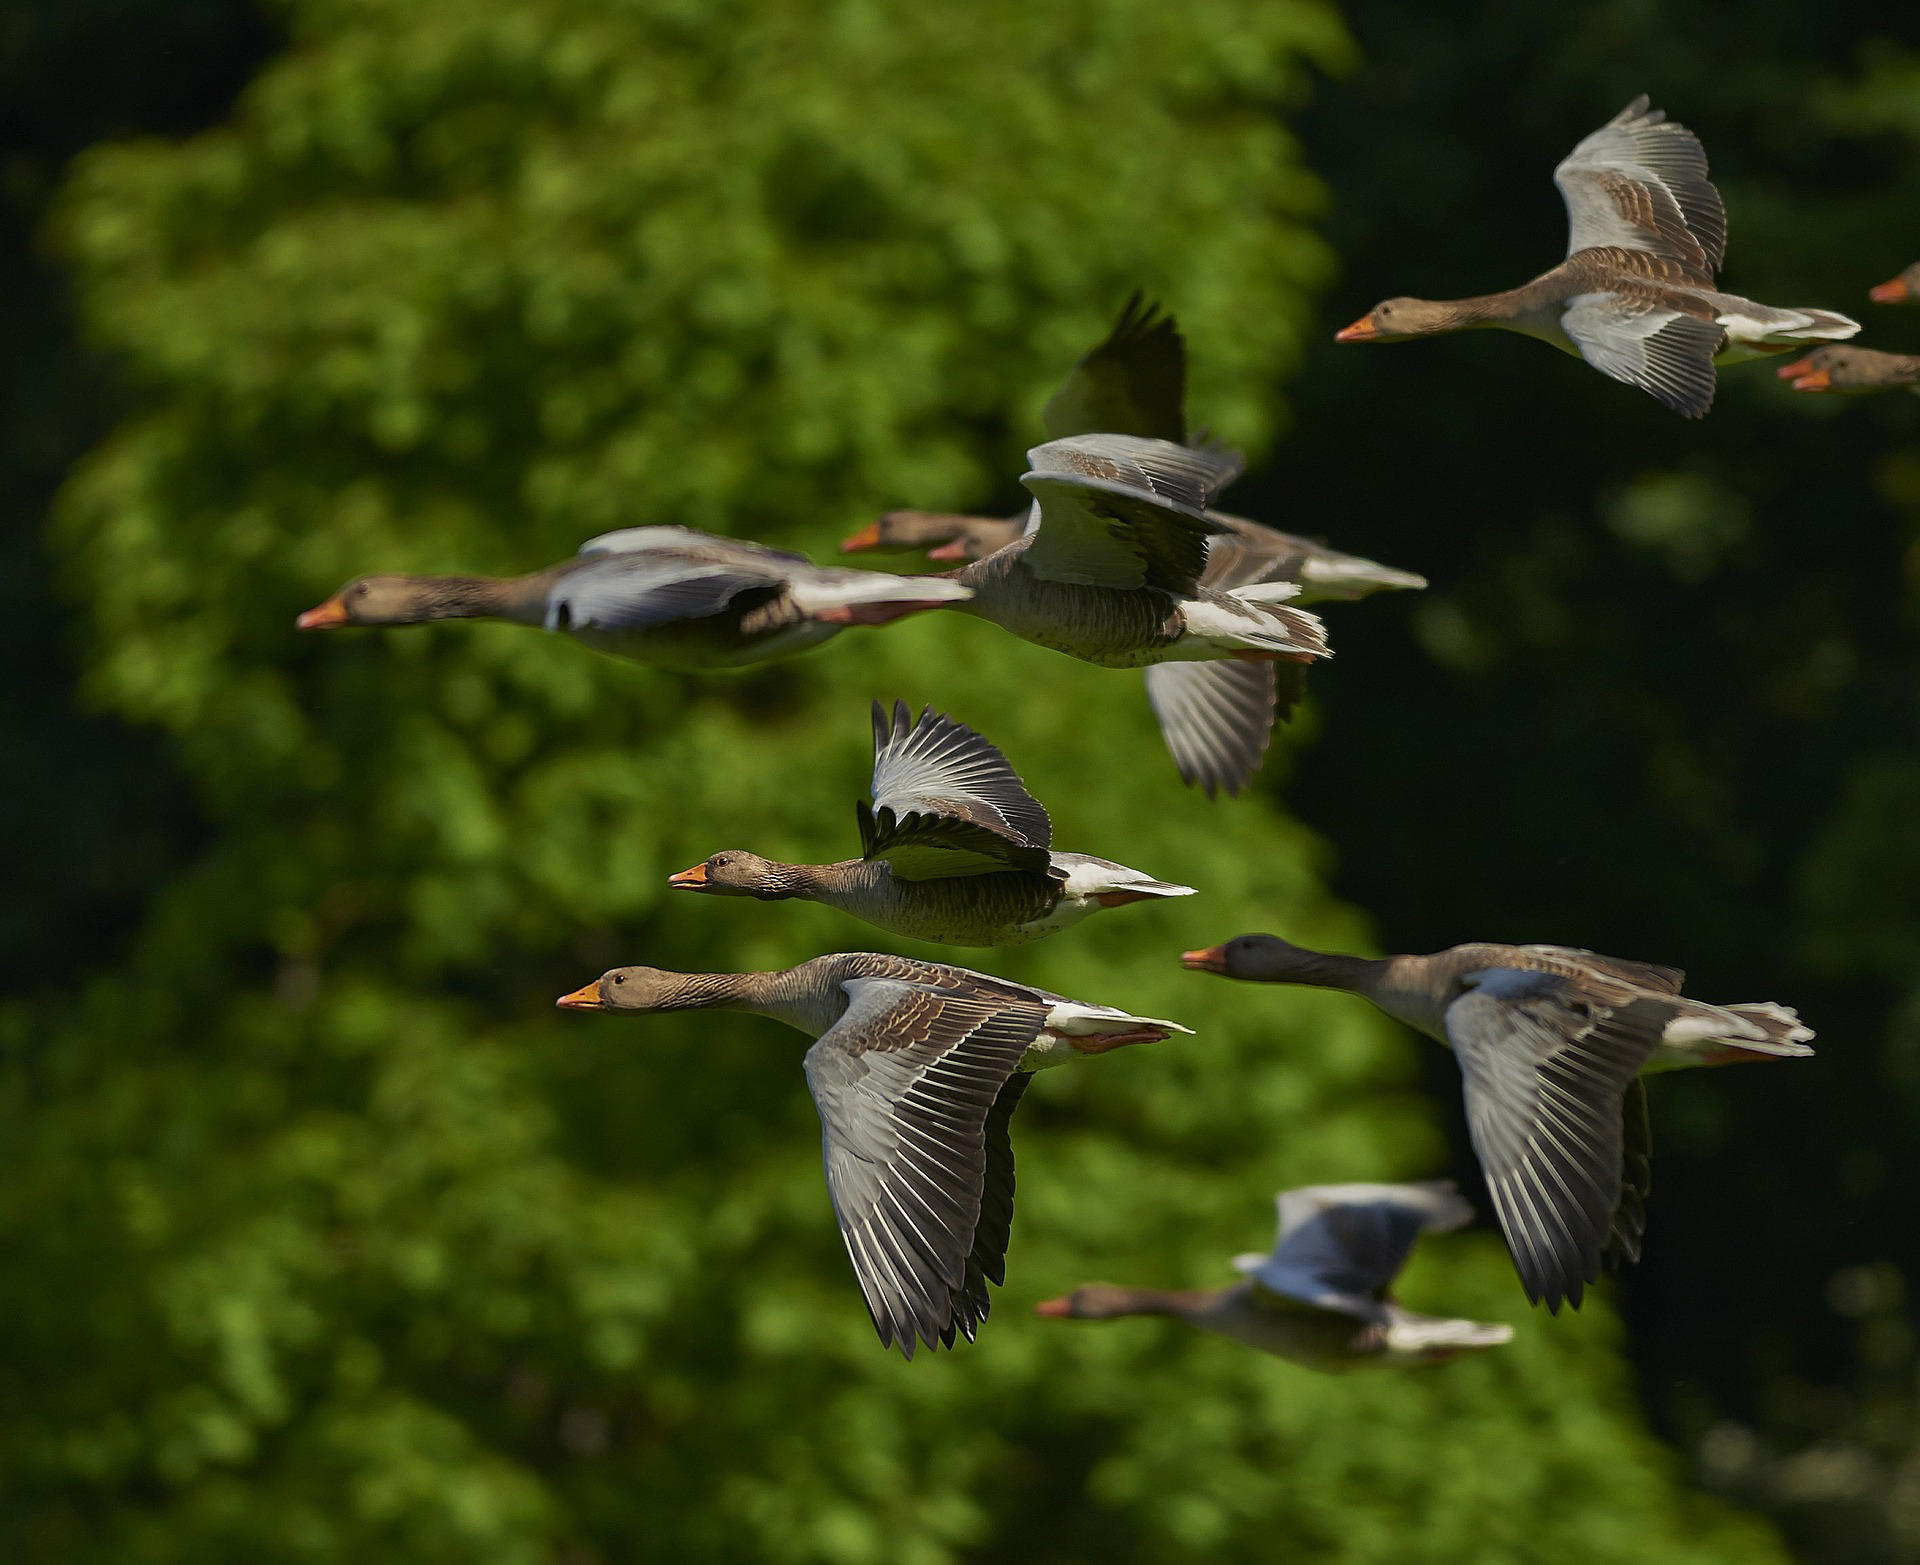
[[1777, 345, 1920, 394], [1870, 264, 1920, 305], [849, 297, 1414, 795], [1336, 97, 1859, 417], [296, 526, 970, 670], [555, 953, 1190, 1357], [1180, 935, 1814, 1311], [1035, 1181, 1513, 1369], [670, 700, 1194, 946]]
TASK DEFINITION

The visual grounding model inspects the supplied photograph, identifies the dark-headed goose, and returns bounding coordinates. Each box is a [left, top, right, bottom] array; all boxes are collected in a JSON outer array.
[[1336, 97, 1859, 417], [671, 701, 1193, 946], [1777, 345, 1920, 395], [556, 953, 1190, 1357], [297, 526, 970, 670], [1036, 1181, 1512, 1369], [1870, 264, 1920, 305], [1180, 935, 1813, 1311]]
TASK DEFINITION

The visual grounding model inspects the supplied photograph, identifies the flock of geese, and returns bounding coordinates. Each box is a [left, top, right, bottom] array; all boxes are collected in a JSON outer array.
[[297, 98, 1844, 1365]]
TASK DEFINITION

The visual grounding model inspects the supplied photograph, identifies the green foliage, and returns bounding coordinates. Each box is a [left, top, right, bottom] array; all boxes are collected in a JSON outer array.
[[5, 0, 1788, 1560]]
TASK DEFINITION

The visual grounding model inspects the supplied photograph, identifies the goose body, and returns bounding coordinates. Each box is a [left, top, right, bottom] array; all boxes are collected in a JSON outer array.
[[1337, 97, 1859, 416], [1778, 345, 1920, 395], [556, 952, 1190, 1357], [1182, 934, 1813, 1311], [1036, 1181, 1512, 1370], [672, 702, 1195, 947], [296, 526, 970, 670]]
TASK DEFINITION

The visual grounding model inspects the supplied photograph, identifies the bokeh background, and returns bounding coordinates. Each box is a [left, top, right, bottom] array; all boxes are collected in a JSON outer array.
[[7, 0, 1920, 1560]]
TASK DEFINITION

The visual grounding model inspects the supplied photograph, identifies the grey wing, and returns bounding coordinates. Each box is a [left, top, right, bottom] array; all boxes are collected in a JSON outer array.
[[576, 525, 812, 567], [1553, 96, 1725, 275], [1445, 968, 1670, 1311], [544, 554, 786, 633], [1041, 293, 1188, 443], [1514, 945, 1686, 995], [1240, 1183, 1467, 1317], [1142, 661, 1278, 798], [858, 701, 1053, 879], [803, 978, 1046, 1358], [944, 1072, 1033, 1346], [1606, 1077, 1653, 1270], [1019, 434, 1238, 592], [1560, 294, 1722, 418]]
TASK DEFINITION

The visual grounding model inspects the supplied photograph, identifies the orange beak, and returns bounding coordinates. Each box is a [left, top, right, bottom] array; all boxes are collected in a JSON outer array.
[[1032, 1296, 1074, 1318], [840, 522, 883, 553], [667, 863, 709, 889], [1180, 945, 1227, 973], [1870, 276, 1911, 305], [555, 981, 604, 1010], [1775, 358, 1832, 392], [1334, 314, 1380, 343], [925, 539, 971, 561], [296, 594, 350, 630]]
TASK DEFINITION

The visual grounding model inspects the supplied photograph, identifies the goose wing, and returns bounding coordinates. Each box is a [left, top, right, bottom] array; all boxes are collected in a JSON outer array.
[[1041, 293, 1188, 443], [1553, 96, 1726, 278], [544, 552, 787, 633], [1019, 434, 1240, 593], [1560, 293, 1723, 418], [1444, 968, 1669, 1311], [803, 977, 1046, 1358], [1235, 1181, 1473, 1319], [576, 524, 812, 567], [857, 701, 1052, 879], [1142, 660, 1287, 799]]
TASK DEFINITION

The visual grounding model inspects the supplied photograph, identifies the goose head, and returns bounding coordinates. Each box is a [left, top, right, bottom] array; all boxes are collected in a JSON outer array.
[[1181, 933, 1336, 982], [297, 574, 440, 629], [668, 850, 804, 899], [1869, 264, 1920, 305], [1335, 297, 1465, 343], [555, 966, 685, 1012]]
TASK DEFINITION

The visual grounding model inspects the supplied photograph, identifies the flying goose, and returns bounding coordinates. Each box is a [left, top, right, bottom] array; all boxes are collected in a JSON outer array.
[[296, 526, 971, 669], [1870, 264, 1920, 305], [1777, 345, 1920, 395], [1035, 1181, 1513, 1369], [1180, 935, 1814, 1311], [1336, 97, 1859, 417], [670, 701, 1194, 946], [556, 953, 1191, 1357]]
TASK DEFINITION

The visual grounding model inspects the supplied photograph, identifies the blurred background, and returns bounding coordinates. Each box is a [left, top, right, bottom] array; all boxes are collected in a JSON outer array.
[[6, 0, 1920, 1559]]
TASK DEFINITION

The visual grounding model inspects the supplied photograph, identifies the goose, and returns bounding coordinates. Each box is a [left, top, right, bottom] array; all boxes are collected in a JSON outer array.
[[670, 700, 1194, 946], [851, 297, 1413, 796], [296, 526, 971, 670], [1336, 97, 1859, 417], [1180, 934, 1814, 1311], [1035, 1181, 1513, 1369], [1777, 345, 1920, 395], [1870, 264, 1920, 305], [555, 953, 1191, 1357]]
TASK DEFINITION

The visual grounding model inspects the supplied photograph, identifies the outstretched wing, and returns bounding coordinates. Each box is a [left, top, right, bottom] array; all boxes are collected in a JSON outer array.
[[1238, 1181, 1473, 1319], [1553, 95, 1726, 278], [544, 554, 784, 633], [1561, 293, 1723, 418], [1041, 293, 1188, 443], [803, 977, 1046, 1358], [1019, 434, 1238, 593], [1142, 661, 1280, 798], [857, 701, 1052, 879], [1444, 968, 1668, 1312]]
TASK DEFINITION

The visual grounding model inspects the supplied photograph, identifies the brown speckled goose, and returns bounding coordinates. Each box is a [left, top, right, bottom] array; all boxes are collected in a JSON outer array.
[[1871, 264, 1920, 305], [556, 953, 1190, 1357], [671, 701, 1194, 946], [1181, 934, 1814, 1311], [297, 526, 970, 670], [1777, 345, 1920, 395], [1036, 1182, 1513, 1369], [1337, 97, 1859, 417]]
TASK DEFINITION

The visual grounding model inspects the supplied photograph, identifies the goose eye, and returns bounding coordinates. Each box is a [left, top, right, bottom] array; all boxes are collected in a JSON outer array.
[[613, 974, 625, 985]]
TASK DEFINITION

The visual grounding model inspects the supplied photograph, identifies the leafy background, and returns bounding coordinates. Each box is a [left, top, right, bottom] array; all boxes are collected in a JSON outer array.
[[5, 0, 1920, 1560]]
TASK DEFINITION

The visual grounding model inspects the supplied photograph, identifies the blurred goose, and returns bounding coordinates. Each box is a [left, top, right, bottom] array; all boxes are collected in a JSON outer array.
[[1035, 1181, 1513, 1369], [671, 701, 1193, 946], [1181, 935, 1814, 1311], [1870, 264, 1920, 305], [556, 953, 1190, 1358], [1777, 345, 1920, 395], [1337, 97, 1859, 417], [843, 510, 1024, 562], [296, 526, 970, 670]]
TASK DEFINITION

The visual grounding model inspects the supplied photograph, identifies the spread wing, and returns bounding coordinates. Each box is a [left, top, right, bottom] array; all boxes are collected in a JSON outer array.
[[1560, 293, 1722, 418], [544, 554, 786, 633], [803, 977, 1046, 1358], [1019, 434, 1238, 593], [576, 525, 812, 567], [1236, 1181, 1472, 1319], [1513, 946, 1686, 995], [1142, 661, 1282, 798], [857, 701, 1052, 879], [1041, 293, 1187, 443], [1553, 96, 1725, 278], [1445, 968, 1669, 1311]]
